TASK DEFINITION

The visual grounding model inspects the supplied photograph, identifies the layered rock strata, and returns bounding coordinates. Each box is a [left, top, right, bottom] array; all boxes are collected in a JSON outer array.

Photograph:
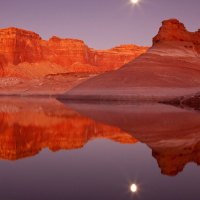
[[0, 27, 147, 78]]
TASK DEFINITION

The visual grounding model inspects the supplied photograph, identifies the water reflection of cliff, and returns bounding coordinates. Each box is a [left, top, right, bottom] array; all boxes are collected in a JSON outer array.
[[66, 102, 200, 176], [0, 98, 137, 160]]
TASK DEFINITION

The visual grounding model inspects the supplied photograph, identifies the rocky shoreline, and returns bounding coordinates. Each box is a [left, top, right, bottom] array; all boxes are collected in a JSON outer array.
[[161, 93, 200, 110]]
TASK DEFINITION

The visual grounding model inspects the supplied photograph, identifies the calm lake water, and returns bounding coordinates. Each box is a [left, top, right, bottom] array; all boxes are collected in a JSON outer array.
[[0, 97, 200, 200]]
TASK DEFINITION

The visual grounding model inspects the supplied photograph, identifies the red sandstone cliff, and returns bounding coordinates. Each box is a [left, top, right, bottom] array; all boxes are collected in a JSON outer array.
[[0, 27, 147, 78]]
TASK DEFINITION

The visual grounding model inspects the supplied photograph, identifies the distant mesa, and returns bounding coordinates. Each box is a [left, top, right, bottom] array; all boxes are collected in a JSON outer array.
[[64, 18, 200, 101], [0, 27, 147, 78], [1, 97, 200, 177]]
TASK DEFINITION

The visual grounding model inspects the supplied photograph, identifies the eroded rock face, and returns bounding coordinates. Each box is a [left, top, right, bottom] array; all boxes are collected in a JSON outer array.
[[43, 36, 90, 67], [88, 45, 147, 72], [153, 19, 200, 53], [0, 27, 148, 78], [0, 28, 42, 65]]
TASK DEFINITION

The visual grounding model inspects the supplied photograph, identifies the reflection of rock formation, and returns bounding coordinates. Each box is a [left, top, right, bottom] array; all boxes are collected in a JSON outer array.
[[0, 98, 137, 160], [66, 102, 200, 176], [152, 142, 200, 176], [2, 97, 200, 177], [153, 19, 200, 53]]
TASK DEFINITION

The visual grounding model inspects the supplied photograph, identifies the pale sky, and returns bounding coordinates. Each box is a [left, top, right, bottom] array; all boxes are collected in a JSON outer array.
[[0, 0, 200, 49]]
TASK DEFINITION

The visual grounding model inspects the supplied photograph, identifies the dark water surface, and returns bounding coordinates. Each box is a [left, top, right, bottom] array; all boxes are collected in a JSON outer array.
[[0, 97, 200, 200]]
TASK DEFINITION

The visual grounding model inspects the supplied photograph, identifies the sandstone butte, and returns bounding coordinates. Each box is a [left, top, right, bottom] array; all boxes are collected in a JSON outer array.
[[65, 19, 200, 101], [0, 27, 148, 78], [0, 98, 137, 160]]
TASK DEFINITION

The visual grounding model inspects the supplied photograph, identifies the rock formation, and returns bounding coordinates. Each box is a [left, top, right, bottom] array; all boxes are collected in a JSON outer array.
[[64, 19, 200, 101], [152, 143, 200, 176], [153, 19, 200, 53], [0, 27, 147, 78]]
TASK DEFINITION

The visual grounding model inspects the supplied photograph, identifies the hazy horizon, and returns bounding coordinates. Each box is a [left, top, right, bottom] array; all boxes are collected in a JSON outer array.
[[1, 0, 200, 49]]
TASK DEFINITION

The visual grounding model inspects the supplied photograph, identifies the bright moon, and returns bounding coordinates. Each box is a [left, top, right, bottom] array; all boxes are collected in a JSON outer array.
[[131, 0, 139, 4], [130, 183, 138, 193]]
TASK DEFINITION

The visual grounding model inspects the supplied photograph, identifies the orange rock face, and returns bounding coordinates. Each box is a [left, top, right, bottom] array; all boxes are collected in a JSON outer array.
[[43, 36, 89, 67], [0, 28, 42, 65], [0, 27, 148, 77], [153, 19, 200, 53]]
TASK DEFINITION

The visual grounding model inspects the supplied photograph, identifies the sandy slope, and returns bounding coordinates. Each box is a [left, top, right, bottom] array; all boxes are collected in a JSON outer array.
[[63, 42, 200, 101]]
